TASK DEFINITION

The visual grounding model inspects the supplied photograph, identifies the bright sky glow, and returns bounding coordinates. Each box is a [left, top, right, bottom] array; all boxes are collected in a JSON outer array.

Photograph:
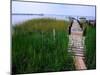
[[12, 1, 96, 17]]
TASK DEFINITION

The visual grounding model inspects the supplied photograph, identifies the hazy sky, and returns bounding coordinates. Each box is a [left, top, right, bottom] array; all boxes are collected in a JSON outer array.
[[12, 1, 95, 17]]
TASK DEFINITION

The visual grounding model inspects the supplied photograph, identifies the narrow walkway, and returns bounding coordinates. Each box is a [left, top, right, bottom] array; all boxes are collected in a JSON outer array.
[[68, 20, 87, 70]]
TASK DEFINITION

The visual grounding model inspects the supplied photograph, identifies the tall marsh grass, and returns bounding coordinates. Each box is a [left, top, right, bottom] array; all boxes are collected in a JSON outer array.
[[85, 25, 96, 69], [12, 18, 75, 74]]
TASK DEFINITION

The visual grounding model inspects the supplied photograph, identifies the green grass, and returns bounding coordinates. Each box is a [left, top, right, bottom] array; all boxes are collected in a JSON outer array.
[[85, 25, 96, 69], [12, 18, 75, 74], [14, 18, 69, 32]]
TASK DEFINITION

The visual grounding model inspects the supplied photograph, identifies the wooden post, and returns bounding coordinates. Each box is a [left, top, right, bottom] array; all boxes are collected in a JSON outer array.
[[53, 28, 55, 41]]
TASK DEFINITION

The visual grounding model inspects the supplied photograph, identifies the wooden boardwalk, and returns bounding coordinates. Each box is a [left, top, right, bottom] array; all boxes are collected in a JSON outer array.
[[68, 20, 87, 70]]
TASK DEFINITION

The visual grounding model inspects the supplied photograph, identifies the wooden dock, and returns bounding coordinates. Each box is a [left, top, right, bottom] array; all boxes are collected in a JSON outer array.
[[68, 20, 87, 70]]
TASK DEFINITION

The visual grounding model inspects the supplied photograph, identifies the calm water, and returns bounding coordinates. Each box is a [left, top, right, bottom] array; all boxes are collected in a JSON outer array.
[[12, 14, 95, 25]]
